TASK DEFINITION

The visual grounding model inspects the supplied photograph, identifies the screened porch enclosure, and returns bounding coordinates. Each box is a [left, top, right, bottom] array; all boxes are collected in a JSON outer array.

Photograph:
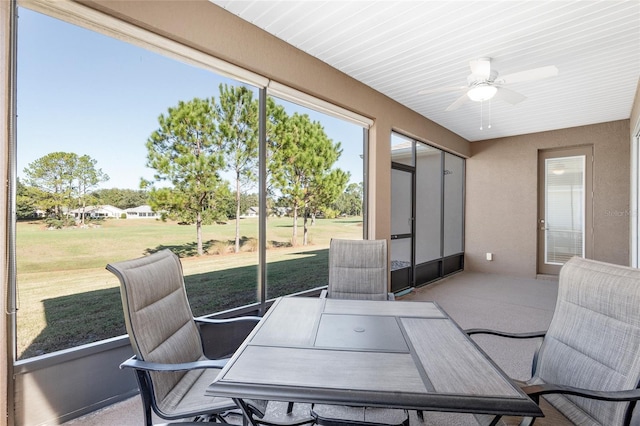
[[390, 133, 465, 293]]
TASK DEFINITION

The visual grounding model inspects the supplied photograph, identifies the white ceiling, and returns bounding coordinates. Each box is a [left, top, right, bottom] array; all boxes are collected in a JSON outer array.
[[210, 1, 639, 142]]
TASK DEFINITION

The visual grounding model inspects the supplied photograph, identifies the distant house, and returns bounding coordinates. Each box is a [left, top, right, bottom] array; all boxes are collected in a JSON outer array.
[[68, 205, 124, 219], [242, 206, 259, 218], [125, 205, 160, 219]]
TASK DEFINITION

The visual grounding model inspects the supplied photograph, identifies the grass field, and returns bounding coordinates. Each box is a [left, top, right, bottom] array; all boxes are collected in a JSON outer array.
[[16, 216, 363, 359]]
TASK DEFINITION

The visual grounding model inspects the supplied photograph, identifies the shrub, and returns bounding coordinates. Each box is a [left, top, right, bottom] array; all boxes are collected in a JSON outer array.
[[209, 240, 231, 255], [44, 217, 76, 229], [241, 238, 259, 252]]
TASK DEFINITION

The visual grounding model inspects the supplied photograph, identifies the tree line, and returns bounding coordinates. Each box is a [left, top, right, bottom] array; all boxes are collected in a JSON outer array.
[[19, 84, 362, 255], [142, 84, 359, 255], [19, 152, 109, 225], [17, 182, 150, 222]]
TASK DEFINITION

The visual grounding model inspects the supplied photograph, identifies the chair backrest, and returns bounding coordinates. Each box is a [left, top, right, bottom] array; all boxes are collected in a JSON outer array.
[[327, 239, 388, 301], [534, 257, 640, 425], [107, 249, 204, 409]]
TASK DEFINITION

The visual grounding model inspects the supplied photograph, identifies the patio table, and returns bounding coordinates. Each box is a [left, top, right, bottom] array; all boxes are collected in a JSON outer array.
[[206, 296, 542, 423]]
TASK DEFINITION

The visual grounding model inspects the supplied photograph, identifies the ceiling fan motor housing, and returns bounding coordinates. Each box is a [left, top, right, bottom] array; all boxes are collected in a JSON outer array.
[[467, 69, 499, 86]]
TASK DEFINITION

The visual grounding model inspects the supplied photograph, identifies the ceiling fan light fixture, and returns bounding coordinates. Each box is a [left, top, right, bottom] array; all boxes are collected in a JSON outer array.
[[467, 84, 497, 102]]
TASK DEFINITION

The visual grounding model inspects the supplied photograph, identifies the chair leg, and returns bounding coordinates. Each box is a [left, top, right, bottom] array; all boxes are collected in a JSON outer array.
[[287, 402, 294, 414], [142, 400, 153, 426], [416, 410, 424, 422], [135, 370, 154, 426]]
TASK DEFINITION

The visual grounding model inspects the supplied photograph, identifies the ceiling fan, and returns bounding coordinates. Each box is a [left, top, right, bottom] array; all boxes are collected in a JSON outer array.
[[419, 58, 558, 111]]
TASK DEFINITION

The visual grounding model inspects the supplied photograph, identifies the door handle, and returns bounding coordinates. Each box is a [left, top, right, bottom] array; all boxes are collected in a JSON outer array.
[[539, 219, 547, 231]]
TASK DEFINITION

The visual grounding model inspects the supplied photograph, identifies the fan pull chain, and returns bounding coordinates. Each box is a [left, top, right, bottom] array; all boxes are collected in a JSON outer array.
[[479, 100, 492, 131]]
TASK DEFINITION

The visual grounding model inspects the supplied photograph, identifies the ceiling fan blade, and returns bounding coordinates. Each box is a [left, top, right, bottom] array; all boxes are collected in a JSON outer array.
[[418, 85, 467, 95], [469, 58, 492, 79], [445, 93, 470, 111], [494, 87, 527, 105], [498, 65, 558, 84]]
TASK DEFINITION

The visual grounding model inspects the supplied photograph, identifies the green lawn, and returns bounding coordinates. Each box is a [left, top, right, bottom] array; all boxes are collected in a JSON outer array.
[[16, 216, 363, 358]]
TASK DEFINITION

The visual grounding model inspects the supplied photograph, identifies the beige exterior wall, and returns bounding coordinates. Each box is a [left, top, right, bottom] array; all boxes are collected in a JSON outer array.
[[466, 120, 631, 277]]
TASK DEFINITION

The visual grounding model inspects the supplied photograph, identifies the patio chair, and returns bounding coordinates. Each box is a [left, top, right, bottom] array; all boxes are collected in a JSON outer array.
[[107, 249, 310, 426], [467, 256, 640, 426], [322, 238, 394, 300], [310, 239, 410, 425]]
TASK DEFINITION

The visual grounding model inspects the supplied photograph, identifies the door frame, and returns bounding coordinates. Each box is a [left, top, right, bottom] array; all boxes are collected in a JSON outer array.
[[390, 162, 415, 291], [537, 146, 593, 275]]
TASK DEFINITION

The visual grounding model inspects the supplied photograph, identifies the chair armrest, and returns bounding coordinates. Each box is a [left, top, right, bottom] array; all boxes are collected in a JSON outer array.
[[119, 355, 227, 372], [465, 329, 547, 377], [197, 316, 262, 359], [523, 383, 640, 403], [465, 329, 547, 339]]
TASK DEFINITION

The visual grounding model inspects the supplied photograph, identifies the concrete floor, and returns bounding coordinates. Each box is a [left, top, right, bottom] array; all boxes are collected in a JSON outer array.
[[62, 270, 558, 426]]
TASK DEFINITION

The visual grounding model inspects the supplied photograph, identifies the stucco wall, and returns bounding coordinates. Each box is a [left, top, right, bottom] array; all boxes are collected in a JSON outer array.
[[466, 120, 630, 277]]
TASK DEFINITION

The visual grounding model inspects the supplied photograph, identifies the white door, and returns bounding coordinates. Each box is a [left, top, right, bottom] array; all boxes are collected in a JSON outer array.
[[537, 146, 593, 275]]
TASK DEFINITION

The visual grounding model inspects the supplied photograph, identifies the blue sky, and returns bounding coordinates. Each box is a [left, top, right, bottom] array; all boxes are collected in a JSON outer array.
[[17, 7, 364, 191]]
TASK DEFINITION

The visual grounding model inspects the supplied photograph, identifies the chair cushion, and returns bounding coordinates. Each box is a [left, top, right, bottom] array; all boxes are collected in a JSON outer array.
[[108, 250, 220, 418], [328, 239, 388, 301], [157, 364, 235, 417], [534, 257, 640, 425], [107, 250, 204, 405]]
